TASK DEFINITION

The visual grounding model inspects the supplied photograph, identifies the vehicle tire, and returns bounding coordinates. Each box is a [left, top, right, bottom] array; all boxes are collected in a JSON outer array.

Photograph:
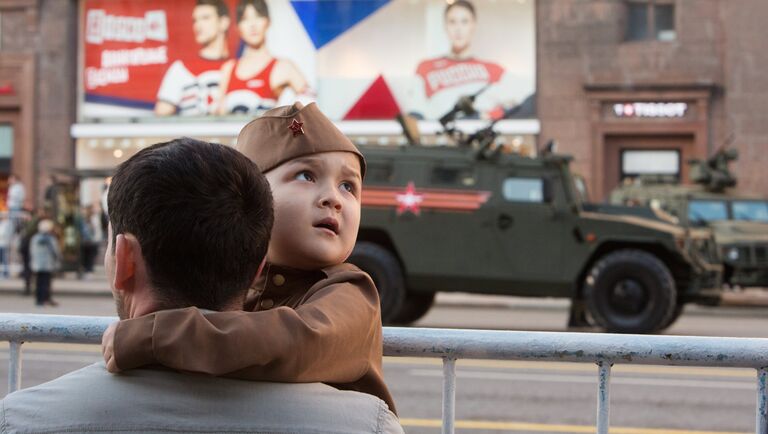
[[348, 242, 406, 324], [584, 249, 677, 334], [660, 302, 685, 330], [391, 292, 436, 325]]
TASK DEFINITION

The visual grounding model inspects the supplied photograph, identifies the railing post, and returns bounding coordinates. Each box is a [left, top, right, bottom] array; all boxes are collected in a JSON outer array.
[[758, 367, 767, 434], [8, 341, 23, 394], [596, 361, 612, 434], [442, 357, 457, 434]]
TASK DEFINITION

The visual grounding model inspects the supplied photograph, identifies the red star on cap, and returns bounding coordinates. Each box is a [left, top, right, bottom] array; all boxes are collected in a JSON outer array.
[[288, 119, 304, 137], [396, 182, 424, 216]]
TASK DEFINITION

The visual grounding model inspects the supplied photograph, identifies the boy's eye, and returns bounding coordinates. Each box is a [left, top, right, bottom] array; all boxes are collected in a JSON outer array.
[[295, 171, 314, 182], [340, 181, 360, 196]]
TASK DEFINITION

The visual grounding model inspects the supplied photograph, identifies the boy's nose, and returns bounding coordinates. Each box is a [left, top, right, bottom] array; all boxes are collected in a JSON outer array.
[[318, 186, 342, 211]]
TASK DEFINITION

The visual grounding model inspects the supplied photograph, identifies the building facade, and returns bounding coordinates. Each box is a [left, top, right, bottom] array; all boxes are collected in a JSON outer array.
[[1, 0, 767, 207], [0, 0, 77, 207], [538, 0, 768, 199]]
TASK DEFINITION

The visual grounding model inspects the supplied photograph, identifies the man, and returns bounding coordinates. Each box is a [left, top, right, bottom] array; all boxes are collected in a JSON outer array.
[[414, 0, 513, 120], [0, 138, 402, 434], [155, 0, 231, 116]]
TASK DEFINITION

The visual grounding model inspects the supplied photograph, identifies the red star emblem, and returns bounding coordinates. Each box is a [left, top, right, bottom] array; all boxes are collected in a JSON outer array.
[[288, 119, 304, 137], [396, 182, 424, 216]]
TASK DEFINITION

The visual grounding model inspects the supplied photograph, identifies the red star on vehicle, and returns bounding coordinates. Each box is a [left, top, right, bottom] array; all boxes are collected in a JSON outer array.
[[288, 119, 304, 137], [396, 182, 424, 216]]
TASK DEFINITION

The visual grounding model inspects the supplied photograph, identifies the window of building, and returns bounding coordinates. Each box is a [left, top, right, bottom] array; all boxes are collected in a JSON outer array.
[[621, 149, 680, 181], [625, 0, 676, 42], [502, 177, 544, 203]]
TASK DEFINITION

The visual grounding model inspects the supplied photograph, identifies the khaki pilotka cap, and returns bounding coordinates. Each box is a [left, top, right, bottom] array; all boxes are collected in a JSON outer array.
[[236, 102, 366, 177]]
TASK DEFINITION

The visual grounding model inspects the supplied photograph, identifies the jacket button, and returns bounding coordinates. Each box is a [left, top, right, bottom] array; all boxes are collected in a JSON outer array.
[[261, 299, 274, 309], [272, 274, 286, 286]]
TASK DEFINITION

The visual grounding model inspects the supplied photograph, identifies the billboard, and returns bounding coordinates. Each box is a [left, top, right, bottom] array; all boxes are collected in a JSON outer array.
[[81, 0, 535, 121]]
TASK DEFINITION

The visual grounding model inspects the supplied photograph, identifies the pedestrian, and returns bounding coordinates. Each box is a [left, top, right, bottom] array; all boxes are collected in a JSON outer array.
[[0, 213, 12, 277], [79, 204, 102, 277], [6, 174, 26, 230], [19, 210, 43, 295], [30, 219, 60, 307]]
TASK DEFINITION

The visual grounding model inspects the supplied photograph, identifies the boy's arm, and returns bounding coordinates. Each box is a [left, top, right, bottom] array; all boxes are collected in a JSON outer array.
[[109, 271, 381, 383]]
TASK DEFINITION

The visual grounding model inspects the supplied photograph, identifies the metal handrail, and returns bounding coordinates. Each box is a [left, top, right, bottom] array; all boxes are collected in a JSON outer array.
[[2, 313, 767, 434]]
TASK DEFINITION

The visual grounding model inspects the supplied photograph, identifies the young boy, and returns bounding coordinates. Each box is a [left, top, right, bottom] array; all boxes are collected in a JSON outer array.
[[101, 102, 396, 414]]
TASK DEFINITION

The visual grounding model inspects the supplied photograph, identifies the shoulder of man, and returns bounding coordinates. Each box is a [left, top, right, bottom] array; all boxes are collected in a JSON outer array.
[[1, 363, 401, 434]]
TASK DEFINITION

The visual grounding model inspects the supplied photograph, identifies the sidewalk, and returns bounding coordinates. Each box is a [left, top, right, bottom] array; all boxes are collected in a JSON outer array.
[[1, 266, 766, 308], [0, 268, 112, 297]]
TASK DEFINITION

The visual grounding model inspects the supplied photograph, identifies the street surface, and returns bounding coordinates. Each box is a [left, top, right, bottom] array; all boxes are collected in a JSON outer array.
[[1, 273, 766, 434]]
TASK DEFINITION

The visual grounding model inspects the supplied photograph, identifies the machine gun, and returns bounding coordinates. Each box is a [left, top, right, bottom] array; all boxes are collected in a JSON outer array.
[[397, 88, 523, 160], [688, 134, 738, 192]]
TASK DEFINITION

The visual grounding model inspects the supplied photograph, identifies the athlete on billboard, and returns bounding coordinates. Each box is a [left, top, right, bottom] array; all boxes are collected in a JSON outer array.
[[155, 0, 231, 116], [415, 0, 514, 120], [217, 0, 308, 115]]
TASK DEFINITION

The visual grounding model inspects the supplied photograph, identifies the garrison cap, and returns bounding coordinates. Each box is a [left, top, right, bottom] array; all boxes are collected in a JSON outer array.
[[236, 102, 366, 176]]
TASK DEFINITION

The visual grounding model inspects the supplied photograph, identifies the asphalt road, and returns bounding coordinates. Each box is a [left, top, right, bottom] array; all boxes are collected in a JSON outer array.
[[1, 288, 767, 434]]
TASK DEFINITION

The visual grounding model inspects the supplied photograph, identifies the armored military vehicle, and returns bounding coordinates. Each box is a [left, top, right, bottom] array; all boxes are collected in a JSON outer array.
[[610, 148, 768, 288], [348, 99, 723, 334]]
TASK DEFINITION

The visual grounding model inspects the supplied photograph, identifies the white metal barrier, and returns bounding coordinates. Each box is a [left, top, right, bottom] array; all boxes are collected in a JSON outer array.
[[2, 313, 767, 434]]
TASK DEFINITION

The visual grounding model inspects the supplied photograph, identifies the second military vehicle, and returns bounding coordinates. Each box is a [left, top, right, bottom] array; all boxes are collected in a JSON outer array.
[[348, 99, 723, 334], [610, 148, 768, 288]]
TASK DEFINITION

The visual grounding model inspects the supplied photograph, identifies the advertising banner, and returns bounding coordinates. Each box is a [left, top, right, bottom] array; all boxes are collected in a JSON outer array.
[[81, 0, 535, 121]]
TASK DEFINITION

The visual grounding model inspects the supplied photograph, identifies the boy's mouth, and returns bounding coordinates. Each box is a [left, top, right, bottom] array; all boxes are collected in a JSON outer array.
[[314, 217, 340, 235]]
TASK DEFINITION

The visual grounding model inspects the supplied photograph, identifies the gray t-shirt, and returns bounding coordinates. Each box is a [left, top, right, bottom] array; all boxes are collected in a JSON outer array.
[[0, 363, 402, 434]]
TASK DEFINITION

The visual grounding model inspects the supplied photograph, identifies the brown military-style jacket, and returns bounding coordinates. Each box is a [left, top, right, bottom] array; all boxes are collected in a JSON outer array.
[[111, 262, 396, 414]]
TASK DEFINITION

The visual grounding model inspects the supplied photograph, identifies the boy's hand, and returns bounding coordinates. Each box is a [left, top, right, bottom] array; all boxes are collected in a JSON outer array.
[[101, 322, 121, 373]]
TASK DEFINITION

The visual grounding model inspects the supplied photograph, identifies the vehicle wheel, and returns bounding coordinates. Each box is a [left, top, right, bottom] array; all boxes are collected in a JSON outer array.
[[391, 292, 436, 325], [660, 302, 685, 330], [348, 242, 406, 324], [584, 249, 677, 334]]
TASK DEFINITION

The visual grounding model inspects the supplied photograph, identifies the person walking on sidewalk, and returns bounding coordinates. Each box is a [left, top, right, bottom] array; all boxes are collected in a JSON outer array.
[[0, 213, 12, 277], [30, 219, 60, 306]]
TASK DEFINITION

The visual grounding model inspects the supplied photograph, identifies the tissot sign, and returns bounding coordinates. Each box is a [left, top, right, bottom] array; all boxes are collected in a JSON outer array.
[[613, 102, 688, 118]]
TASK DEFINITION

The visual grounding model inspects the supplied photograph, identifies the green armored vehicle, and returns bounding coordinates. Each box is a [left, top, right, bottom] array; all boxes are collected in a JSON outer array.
[[348, 102, 723, 334], [610, 148, 768, 288]]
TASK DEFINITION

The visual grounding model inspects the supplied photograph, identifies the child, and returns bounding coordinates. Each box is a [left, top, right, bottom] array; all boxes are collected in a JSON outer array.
[[102, 102, 395, 414], [30, 219, 60, 306]]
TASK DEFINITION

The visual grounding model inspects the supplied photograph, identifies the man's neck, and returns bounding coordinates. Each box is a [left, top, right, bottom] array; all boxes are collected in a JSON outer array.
[[199, 38, 228, 60]]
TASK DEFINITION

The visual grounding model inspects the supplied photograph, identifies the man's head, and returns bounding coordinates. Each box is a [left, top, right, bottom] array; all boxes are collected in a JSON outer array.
[[193, 0, 231, 47], [236, 103, 364, 270], [444, 0, 476, 55], [106, 138, 273, 319], [237, 0, 270, 48]]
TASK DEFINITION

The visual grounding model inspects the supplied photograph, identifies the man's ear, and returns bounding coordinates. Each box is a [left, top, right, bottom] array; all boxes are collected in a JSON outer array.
[[113, 234, 140, 292]]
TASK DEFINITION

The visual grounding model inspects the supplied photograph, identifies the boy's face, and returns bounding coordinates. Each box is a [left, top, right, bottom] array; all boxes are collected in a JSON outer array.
[[265, 151, 362, 270]]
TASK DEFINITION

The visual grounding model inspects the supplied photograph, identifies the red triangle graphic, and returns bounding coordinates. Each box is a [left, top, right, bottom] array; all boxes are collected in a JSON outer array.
[[343, 75, 402, 120]]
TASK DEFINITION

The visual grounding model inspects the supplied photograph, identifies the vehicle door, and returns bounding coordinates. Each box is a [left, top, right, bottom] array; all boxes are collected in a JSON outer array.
[[490, 166, 572, 294]]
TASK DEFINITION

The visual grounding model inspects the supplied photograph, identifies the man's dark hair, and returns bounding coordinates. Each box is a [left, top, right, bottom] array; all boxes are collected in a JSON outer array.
[[445, 0, 476, 18], [196, 0, 230, 18], [237, 0, 269, 23], [108, 138, 273, 310]]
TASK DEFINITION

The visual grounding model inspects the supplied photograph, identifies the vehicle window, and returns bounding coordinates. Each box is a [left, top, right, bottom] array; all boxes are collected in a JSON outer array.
[[688, 200, 727, 226], [732, 201, 768, 222], [432, 167, 474, 186], [503, 177, 544, 203], [365, 163, 393, 183]]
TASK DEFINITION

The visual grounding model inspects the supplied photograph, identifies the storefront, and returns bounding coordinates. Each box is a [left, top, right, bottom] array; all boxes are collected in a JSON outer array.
[[0, 53, 35, 208], [585, 84, 713, 198]]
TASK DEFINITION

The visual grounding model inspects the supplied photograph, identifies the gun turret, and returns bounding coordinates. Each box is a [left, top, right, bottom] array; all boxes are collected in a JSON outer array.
[[688, 147, 738, 192]]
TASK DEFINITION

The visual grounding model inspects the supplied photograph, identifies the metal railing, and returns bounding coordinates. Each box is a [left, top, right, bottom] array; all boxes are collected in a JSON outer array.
[[2, 313, 768, 434]]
